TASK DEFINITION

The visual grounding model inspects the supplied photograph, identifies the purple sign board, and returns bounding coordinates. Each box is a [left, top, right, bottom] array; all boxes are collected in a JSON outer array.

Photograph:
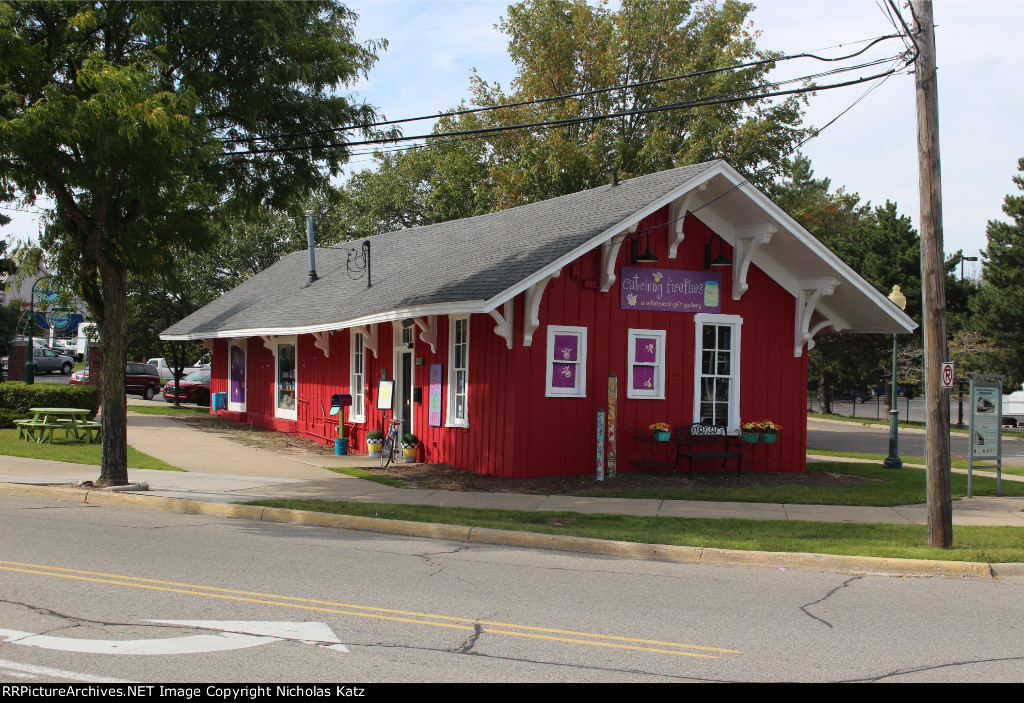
[[429, 363, 443, 427], [229, 346, 246, 404], [619, 267, 721, 313]]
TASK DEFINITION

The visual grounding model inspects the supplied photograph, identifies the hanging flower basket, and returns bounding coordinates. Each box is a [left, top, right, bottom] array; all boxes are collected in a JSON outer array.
[[649, 422, 671, 441], [741, 430, 761, 443], [761, 431, 778, 444]]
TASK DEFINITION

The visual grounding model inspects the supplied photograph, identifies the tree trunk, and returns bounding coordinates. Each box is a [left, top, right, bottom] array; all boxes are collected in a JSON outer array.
[[96, 266, 129, 487]]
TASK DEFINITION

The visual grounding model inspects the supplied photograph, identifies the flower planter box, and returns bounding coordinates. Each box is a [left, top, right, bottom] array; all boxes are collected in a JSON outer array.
[[652, 430, 671, 442]]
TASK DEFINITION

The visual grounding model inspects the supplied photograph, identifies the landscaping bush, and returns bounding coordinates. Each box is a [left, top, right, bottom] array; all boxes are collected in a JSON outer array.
[[0, 382, 100, 427]]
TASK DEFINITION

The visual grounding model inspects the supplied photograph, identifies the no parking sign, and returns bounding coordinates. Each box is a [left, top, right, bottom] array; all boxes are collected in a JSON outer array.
[[941, 362, 954, 389]]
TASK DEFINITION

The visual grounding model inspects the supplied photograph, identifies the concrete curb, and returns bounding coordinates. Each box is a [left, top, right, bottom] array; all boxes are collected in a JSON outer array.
[[1, 482, 1000, 581]]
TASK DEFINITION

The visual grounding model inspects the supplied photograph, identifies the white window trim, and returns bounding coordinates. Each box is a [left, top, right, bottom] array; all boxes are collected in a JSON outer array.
[[227, 339, 247, 413], [692, 314, 742, 432], [274, 335, 298, 421], [545, 325, 588, 398], [446, 315, 469, 428], [348, 331, 366, 423], [626, 329, 666, 400]]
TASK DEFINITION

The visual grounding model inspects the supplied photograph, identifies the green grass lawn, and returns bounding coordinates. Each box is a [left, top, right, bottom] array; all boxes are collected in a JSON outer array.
[[247, 498, 1024, 563], [571, 461, 1024, 505], [0, 429, 183, 471], [327, 466, 405, 487]]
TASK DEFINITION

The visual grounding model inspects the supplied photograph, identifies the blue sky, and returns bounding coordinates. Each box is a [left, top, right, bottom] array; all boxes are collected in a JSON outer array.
[[343, 0, 1024, 278], [5, 0, 1022, 281]]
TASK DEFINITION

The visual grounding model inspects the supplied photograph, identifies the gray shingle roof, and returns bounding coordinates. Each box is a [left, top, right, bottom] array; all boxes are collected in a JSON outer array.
[[162, 161, 719, 339]]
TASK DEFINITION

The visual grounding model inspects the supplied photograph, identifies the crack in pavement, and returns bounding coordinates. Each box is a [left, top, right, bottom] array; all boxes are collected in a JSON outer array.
[[456, 623, 483, 654], [350, 639, 733, 682], [840, 654, 1024, 682], [799, 575, 863, 629], [413, 546, 471, 577]]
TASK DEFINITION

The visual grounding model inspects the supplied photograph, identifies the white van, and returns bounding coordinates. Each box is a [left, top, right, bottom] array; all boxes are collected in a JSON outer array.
[[75, 323, 97, 362]]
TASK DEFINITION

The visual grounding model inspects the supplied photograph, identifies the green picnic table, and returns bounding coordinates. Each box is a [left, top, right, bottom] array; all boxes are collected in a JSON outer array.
[[15, 408, 100, 444]]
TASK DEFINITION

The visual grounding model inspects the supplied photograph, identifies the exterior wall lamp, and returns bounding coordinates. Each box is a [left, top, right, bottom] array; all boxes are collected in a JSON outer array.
[[630, 230, 658, 265], [704, 233, 732, 269]]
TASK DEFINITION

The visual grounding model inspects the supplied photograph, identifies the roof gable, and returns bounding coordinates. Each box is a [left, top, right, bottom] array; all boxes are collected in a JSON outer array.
[[162, 159, 915, 341]]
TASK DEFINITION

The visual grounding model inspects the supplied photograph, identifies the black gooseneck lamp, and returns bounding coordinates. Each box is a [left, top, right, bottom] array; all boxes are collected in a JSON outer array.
[[704, 233, 732, 269]]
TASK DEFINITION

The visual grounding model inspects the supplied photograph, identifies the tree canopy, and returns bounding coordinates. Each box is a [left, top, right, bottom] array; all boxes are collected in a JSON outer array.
[[972, 156, 1024, 388], [0, 1, 383, 483], [338, 0, 808, 235]]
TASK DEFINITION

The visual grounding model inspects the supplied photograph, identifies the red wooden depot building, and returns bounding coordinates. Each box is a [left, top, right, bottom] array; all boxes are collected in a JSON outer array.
[[162, 161, 915, 478]]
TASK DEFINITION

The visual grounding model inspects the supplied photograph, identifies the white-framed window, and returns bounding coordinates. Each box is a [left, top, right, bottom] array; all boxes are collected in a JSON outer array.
[[349, 331, 365, 423], [446, 315, 469, 427], [546, 325, 587, 397], [693, 314, 742, 431], [274, 336, 297, 420], [627, 329, 666, 399], [228, 340, 247, 413]]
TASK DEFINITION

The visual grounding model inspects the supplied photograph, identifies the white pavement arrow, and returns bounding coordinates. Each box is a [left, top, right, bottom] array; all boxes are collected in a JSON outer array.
[[0, 621, 349, 656]]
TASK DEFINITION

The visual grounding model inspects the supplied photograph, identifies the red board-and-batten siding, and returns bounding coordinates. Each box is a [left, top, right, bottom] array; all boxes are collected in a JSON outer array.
[[211, 205, 807, 477]]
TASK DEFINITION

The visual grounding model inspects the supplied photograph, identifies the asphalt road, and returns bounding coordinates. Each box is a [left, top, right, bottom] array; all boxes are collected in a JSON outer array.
[[807, 418, 1024, 467], [2, 493, 1023, 683]]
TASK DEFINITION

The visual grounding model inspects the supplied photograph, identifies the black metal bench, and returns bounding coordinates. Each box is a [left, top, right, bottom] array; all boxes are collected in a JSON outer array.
[[674, 423, 742, 476]]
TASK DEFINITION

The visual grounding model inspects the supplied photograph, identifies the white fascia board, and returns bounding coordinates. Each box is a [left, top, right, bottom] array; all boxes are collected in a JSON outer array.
[[731, 182, 918, 334], [481, 161, 729, 313], [160, 300, 487, 341]]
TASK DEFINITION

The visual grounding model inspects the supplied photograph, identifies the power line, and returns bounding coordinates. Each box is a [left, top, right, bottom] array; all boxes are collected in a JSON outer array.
[[220, 33, 905, 147], [225, 58, 910, 159]]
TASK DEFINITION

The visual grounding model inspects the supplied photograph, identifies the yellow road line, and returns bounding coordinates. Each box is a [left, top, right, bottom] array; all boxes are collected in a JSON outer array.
[[0, 560, 741, 658]]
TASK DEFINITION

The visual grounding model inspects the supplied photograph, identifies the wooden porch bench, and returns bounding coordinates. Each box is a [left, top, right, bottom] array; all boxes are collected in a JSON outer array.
[[674, 423, 743, 477]]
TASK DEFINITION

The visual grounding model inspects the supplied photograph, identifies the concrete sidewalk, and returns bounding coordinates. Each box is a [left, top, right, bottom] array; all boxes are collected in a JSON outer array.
[[2, 409, 1022, 528]]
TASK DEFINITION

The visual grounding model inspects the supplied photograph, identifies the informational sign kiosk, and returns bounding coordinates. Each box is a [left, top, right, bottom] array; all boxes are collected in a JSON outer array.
[[968, 374, 1003, 497]]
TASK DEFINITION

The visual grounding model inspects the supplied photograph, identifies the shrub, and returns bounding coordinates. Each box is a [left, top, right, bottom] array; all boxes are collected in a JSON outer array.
[[0, 382, 100, 428], [366, 430, 383, 441]]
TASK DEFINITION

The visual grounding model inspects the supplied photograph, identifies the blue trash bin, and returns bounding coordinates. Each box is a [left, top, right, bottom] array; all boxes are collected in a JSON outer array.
[[211, 392, 227, 411]]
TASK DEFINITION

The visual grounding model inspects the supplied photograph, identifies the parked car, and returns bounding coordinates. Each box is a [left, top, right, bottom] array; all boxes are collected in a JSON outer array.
[[32, 346, 75, 374], [872, 384, 912, 398], [72, 363, 162, 400], [829, 388, 875, 404], [146, 357, 205, 382], [163, 371, 211, 406]]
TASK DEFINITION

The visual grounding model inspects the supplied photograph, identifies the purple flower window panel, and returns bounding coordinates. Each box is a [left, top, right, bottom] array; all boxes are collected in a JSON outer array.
[[229, 346, 246, 403], [553, 335, 578, 362], [552, 363, 577, 388], [634, 337, 658, 364], [632, 365, 655, 391]]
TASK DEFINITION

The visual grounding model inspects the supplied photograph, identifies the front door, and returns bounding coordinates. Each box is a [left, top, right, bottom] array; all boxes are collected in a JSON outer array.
[[394, 323, 415, 439]]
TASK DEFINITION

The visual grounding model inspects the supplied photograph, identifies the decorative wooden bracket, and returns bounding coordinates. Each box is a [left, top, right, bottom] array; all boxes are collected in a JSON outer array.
[[202, 339, 214, 352], [350, 325, 379, 358], [668, 184, 707, 259], [414, 316, 438, 353], [794, 278, 846, 357], [599, 228, 633, 293], [488, 301, 515, 350], [312, 331, 330, 358], [260, 335, 278, 351], [731, 224, 777, 300], [523, 269, 561, 346]]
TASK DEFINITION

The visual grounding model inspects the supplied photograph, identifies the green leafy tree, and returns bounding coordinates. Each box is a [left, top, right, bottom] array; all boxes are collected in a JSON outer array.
[[0, 1, 382, 484], [335, 116, 495, 241], [972, 156, 1024, 388], [772, 155, 923, 412], [476, 0, 808, 208]]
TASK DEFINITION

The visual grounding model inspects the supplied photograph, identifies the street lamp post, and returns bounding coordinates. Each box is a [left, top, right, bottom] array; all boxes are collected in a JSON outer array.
[[884, 284, 907, 469], [23, 276, 51, 385], [959, 255, 978, 281]]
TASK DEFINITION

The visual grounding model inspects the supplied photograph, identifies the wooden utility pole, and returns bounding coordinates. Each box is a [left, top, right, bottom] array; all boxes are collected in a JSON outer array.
[[914, 0, 952, 548]]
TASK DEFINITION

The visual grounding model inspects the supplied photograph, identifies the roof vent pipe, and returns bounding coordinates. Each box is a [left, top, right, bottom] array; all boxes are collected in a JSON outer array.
[[611, 169, 618, 186], [305, 210, 318, 284]]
